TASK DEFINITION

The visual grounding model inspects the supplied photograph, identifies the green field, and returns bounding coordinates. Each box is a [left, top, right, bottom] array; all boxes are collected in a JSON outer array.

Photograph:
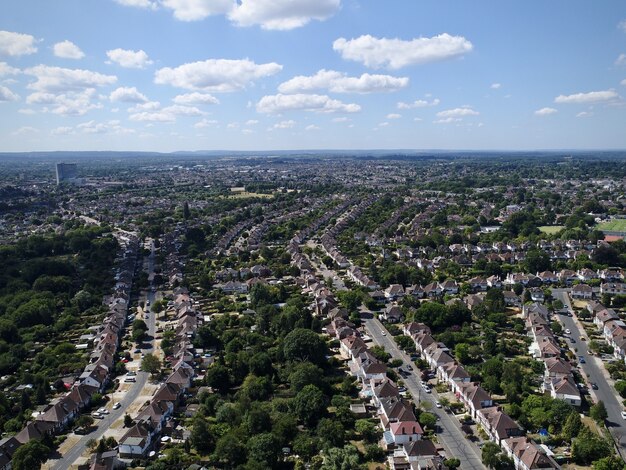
[[596, 219, 626, 232], [539, 225, 565, 234]]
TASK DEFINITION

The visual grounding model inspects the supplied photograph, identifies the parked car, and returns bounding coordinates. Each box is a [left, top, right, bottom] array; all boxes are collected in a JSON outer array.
[[435, 401, 442, 408], [406, 364, 413, 371], [622, 410, 626, 420], [124, 377, 136, 383], [113, 402, 121, 410], [578, 356, 586, 364], [565, 329, 571, 334], [591, 383, 598, 390]]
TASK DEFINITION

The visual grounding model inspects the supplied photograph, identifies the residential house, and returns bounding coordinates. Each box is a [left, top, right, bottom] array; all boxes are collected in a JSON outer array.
[[571, 283, 593, 300], [502, 437, 561, 470]]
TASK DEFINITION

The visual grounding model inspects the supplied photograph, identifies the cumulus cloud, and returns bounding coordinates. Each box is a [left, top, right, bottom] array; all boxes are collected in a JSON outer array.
[[490, 83, 501, 89], [12, 126, 39, 135], [436, 107, 479, 118], [26, 88, 103, 116], [162, 104, 205, 116], [576, 111, 593, 118], [278, 69, 408, 94], [0, 61, 20, 76], [622, 79, 626, 86], [229, 0, 340, 30], [106, 48, 153, 68], [173, 92, 219, 105], [386, 113, 401, 119], [256, 93, 360, 114], [272, 119, 296, 129], [534, 107, 557, 116], [433, 117, 461, 124], [620, 20, 626, 33], [305, 124, 320, 131], [53, 40, 85, 59], [615, 54, 626, 67], [0, 85, 19, 102], [77, 119, 135, 135], [245, 119, 259, 125], [554, 90, 619, 104], [161, 0, 232, 21], [194, 118, 218, 128], [155, 59, 282, 92], [24, 65, 117, 92], [51, 126, 74, 135], [129, 111, 176, 122], [0, 30, 38, 56], [397, 98, 439, 109], [113, 0, 158, 8], [333, 33, 473, 69], [109, 86, 148, 103]]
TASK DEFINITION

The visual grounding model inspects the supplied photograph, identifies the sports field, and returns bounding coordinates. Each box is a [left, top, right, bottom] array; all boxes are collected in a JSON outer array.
[[538, 226, 564, 234], [596, 219, 626, 233]]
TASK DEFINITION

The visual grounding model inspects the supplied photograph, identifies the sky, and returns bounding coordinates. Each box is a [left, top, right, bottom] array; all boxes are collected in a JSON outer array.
[[0, 0, 625, 152]]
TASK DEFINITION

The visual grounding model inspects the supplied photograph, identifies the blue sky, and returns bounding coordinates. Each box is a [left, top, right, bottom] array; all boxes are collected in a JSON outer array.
[[0, 0, 625, 152]]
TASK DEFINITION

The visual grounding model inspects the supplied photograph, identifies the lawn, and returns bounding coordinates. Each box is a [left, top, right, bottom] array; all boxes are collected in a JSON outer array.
[[596, 219, 626, 233], [539, 225, 565, 234]]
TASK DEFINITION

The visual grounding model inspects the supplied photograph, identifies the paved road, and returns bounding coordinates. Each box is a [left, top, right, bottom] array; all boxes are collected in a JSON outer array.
[[50, 240, 157, 469], [363, 316, 486, 470], [553, 289, 626, 456]]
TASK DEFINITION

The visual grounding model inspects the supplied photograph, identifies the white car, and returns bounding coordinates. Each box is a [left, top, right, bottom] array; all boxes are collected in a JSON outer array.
[[435, 401, 442, 408], [622, 411, 626, 420], [113, 402, 121, 410], [565, 329, 571, 334]]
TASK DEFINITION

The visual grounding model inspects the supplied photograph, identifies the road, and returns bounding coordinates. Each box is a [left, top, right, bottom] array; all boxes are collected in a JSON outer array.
[[49, 240, 157, 469], [363, 316, 486, 470], [553, 289, 626, 457]]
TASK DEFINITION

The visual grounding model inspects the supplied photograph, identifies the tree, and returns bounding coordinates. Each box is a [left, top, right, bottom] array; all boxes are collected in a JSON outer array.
[[75, 414, 95, 430], [190, 417, 213, 453], [444, 458, 461, 470], [572, 427, 611, 464], [289, 362, 324, 392], [292, 385, 327, 427], [355, 419, 381, 443], [283, 328, 327, 365], [183, 201, 191, 220], [247, 433, 280, 467], [592, 456, 626, 470], [12, 439, 50, 470], [124, 414, 134, 428], [419, 412, 437, 430], [140, 353, 161, 376], [214, 432, 247, 467], [320, 445, 361, 470], [205, 364, 230, 394], [561, 412, 582, 441], [590, 401, 608, 423]]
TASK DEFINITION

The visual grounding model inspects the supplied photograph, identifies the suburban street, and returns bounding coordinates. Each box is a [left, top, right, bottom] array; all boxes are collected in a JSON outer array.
[[363, 315, 486, 470], [48, 240, 158, 469], [552, 289, 626, 457]]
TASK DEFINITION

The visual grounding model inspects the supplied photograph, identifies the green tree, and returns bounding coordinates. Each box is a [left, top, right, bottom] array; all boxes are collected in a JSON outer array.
[[590, 401, 608, 423], [205, 364, 230, 394], [124, 414, 134, 428], [283, 328, 327, 365], [444, 458, 461, 470], [562, 412, 582, 441], [190, 417, 213, 453], [320, 445, 361, 470], [355, 419, 381, 443], [140, 353, 162, 376], [12, 439, 50, 470], [292, 385, 327, 427], [248, 433, 280, 467], [572, 427, 611, 465], [592, 456, 626, 470], [214, 432, 247, 467], [289, 362, 324, 392], [419, 412, 437, 430]]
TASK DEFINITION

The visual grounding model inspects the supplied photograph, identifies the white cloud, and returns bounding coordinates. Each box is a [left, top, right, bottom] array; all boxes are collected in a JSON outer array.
[[24, 65, 117, 92], [273, 119, 296, 129], [26, 88, 103, 116], [106, 48, 153, 69], [490, 83, 501, 89], [173, 92, 219, 105], [129, 111, 176, 122], [534, 107, 557, 116], [162, 104, 205, 116], [378, 121, 389, 127], [256, 93, 360, 114], [0, 85, 19, 101], [53, 40, 85, 59], [128, 100, 160, 113], [616, 54, 626, 67], [576, 111, 593, 118], [622, 79, 626, 86], [194, 118, 218, 128], [113, 0, 158, 9], [155, 59, 282, 92], [397, 98, 439, 109], [12, 126, 38, 135], [278, 69, 408, 94], [436, 107, 479, 118], [51, 126, 74, 135], [18, 108, 36, 114], [227, 122, 239, 129], [619, 20, 626, 33], [386, 113, 401, 119], [413, 117, 423, 122], [305, 124, 320, 131], [333, 33, 473, 69], [229, 0, 340, 30], [332, 117, 350, 122], [433, 117, 461, 124], [110, 86, 148, 103], [0, 30, 38, 56], [0, 61, 20, 76], [77, 119, 135, 135], [554, 90, 619, 104], [162, 0, 232, 21], [245, 119, 259, 125]]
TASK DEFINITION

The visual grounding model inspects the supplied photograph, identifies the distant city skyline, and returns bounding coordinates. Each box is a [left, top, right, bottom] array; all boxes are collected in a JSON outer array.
[[1, 1, 625, 152]]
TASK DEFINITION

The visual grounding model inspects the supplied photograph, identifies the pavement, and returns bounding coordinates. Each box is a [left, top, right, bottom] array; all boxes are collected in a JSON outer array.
[[46, 240, 159, 469], [552, 289, 626, 457], [363, 315, 487, 470]]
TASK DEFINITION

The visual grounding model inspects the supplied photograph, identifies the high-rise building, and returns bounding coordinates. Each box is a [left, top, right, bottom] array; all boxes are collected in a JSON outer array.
[[55, 162, 78, 185]]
